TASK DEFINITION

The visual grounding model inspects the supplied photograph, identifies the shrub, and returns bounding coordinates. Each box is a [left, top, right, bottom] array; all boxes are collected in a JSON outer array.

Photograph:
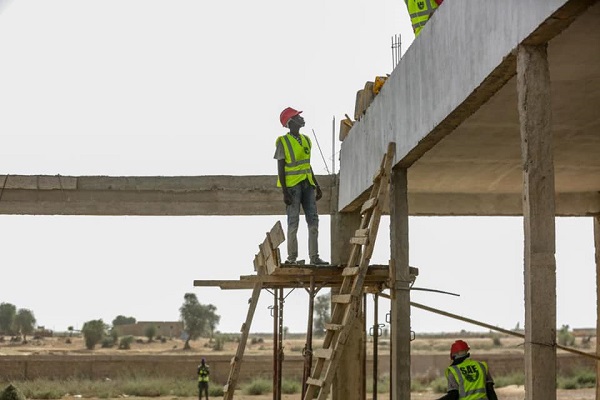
[[491, 335, 502, 346], [208, 385, 224, 396], [81, 319, 106, 350], [557, 325, 575, 347], [558, 377, 578, 390], [119, 335, 134, 350], [212, 335, 224, 351], [0, 384, 26, 400], [494, 372, 525, 388], [101, 338, 114, 348], [575, 369, 596, 387], [281, 379, 300, 394], [144, 325, 157, 342], [430, 377, 447, 393], [242, 378, 271, 395]]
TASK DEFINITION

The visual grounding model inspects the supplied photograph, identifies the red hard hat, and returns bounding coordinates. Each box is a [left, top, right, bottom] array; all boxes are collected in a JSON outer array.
[[280, 107, 302, 127], [450, 340, 470, 359]]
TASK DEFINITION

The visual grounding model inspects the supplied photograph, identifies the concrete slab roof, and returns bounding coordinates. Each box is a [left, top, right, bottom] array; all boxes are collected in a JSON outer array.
[[339, 0, 600, 216]]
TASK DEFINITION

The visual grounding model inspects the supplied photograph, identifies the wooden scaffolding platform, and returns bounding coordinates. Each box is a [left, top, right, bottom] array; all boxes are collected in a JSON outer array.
[[193, 144, 398, 399]]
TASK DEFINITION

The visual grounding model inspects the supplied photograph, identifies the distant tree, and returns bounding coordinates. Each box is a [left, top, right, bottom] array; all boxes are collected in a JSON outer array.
[[67, 326, 74, 337], [112, 315, 136, 326], [313, 292, 330, 337], [81, 319, 107, 350], [14, 309, 36, 342], [0, 303, 17, 335], [557, 324, 575, 347], [144, 325, 157, 342], [179, 293, 221, 350]]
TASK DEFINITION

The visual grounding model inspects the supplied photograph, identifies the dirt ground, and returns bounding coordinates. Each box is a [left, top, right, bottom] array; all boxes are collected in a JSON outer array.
[[60, 386, 596, 400], [0, 334, 536, 356]]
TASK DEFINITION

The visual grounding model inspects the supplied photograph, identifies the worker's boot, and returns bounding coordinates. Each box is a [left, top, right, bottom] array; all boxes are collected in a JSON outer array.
[[310, 257, 329, 266]]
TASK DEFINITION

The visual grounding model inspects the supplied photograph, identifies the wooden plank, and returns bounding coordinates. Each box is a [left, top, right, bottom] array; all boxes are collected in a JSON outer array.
[[269, 221, 285, 248], [306, 378, 324, 387], [349, 236, 368, 246], [254, 252, 266, 275], [360, 198, 377, 214], [314, 348, 333, 360], [355, 228, 369, 237], [342, 266, 359, 276], [259, 239, 272, 262], [324, 323, 343, 331], [331, 294, 352, 304], [265, 254, 278, 275]]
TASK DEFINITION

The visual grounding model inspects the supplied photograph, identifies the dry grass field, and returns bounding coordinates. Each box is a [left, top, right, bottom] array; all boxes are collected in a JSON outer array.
[[0, 334, 595, 399]]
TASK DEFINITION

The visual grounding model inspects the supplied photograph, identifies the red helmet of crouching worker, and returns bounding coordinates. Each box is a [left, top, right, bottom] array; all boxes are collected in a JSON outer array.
[[450, 340, 470, 360]]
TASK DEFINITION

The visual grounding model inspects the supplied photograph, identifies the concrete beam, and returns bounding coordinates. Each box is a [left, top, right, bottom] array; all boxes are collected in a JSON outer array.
[[0, 175, 334, 216], [1, 174, 598, 216]]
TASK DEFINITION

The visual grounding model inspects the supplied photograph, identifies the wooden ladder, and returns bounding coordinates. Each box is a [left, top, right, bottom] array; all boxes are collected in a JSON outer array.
[[222, 222, 285, 400], [303, 142, 395, 400]]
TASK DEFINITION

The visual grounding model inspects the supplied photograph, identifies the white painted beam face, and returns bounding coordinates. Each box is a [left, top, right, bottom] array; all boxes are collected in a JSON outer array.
[[338, 0, 591, 213]]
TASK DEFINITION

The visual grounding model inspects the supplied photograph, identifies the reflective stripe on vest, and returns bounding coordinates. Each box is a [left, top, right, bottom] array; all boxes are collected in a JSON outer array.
[[405, 0, 438, 36], [276, 133, 315, 188], [198, 365, 209, 382], [446, 360, 488, 399]]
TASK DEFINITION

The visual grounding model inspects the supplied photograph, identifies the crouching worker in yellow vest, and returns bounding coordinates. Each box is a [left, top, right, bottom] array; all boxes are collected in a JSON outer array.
[[437, 340, 498, 400], [405, 0, 444, 37], [197, 358, 210, 400]]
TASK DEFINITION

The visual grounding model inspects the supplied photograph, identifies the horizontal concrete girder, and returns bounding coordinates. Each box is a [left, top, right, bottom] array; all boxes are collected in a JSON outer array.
[[0, 174, 597, 216], [0, 175, 334, 216]]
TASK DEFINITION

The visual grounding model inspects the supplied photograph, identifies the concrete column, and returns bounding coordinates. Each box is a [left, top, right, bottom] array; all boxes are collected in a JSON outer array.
[[390, 167, 411, 400], [595, 216, 600, 400], [330, 176, 365, 400], [517, 44, 557, 400]]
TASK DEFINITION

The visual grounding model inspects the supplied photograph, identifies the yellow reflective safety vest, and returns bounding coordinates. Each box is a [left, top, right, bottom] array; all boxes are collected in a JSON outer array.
[[276, 133, 316, 188], [405, 0, 439, 37], [198, 364, 209, 382], [445, 359, 489, 399]]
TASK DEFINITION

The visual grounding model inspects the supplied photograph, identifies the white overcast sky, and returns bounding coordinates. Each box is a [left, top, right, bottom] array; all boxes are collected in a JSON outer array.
[[0, 0, 596, 337]]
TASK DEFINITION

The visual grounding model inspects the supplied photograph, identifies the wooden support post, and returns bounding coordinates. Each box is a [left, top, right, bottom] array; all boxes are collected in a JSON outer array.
[[595, 216, 600, 400], [518, 43, 556, 400], [302, 278, 316, 400], [390, 167, 410, 400], [272, 290, 278, 400]]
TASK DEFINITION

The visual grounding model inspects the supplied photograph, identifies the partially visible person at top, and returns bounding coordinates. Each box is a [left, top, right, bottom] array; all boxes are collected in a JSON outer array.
[[197, 357, 210, 400], [405, 0, 444, 37], [274, 107, 328, 266], [437, 340, 498, 400]]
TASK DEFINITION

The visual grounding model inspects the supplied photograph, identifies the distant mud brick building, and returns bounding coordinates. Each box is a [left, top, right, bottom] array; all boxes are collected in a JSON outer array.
[[115, 321, 184, 338]]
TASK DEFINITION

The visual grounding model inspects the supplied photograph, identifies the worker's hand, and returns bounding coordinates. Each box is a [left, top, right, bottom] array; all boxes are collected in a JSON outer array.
[[283, 188, 292, 205], [315, 185, 322, 201]]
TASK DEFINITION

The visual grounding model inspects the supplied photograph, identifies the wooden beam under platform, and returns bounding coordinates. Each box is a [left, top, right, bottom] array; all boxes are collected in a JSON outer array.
[[193, 264, 397, 291]]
